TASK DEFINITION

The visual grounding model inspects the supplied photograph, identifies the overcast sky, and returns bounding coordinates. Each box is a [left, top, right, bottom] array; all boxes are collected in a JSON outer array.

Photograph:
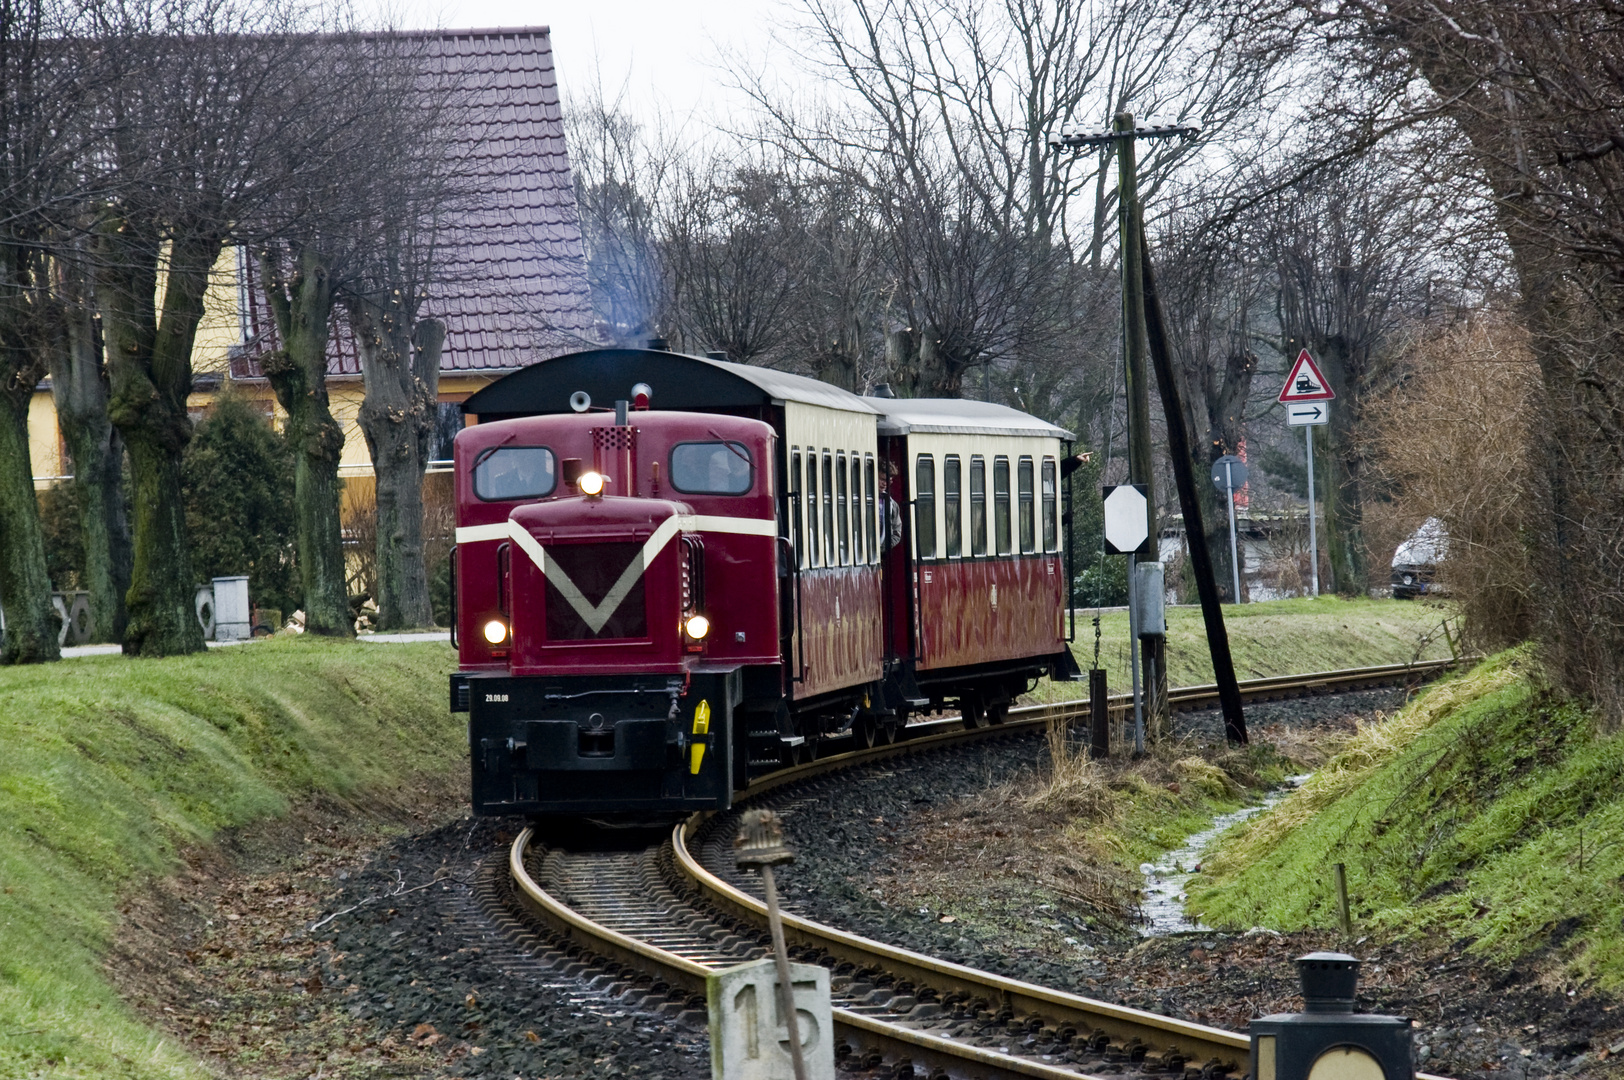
[[386, 0, 793, 127]]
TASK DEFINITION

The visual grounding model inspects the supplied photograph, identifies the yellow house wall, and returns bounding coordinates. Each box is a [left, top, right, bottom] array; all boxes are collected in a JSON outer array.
[[27, 234, 509, 498]]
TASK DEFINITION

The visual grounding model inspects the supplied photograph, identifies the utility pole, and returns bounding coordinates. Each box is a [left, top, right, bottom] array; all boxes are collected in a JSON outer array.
[[1053, 113, 1197, 747], [1141, 224, 1248, 744]]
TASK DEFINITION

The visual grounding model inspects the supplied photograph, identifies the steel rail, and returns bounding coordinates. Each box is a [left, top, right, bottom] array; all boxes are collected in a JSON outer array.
[[508, 658, 1466, 1078]]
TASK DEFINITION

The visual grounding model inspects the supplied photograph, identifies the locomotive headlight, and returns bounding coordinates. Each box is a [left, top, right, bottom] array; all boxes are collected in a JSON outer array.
[[482, 618, 509, 645], [577, 470, 606, 496], [683, 614, 710, 640]]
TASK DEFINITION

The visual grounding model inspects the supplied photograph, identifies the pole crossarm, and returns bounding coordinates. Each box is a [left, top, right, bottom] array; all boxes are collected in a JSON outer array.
[[1048, 123, 1201, 152]]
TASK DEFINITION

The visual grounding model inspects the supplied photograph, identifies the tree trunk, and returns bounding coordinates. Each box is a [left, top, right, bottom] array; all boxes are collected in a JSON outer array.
[[350, 290, 439, 630], [0, 383, 61, 663], [260, 245, 352, 638], [49, 277, 130, 642], [1311, 336, 1367, 595], [97, 221, 211, 656]]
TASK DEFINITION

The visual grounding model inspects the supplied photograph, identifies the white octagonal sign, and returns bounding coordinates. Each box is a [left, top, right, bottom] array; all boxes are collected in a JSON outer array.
[[1102, 484, 1150, 555]]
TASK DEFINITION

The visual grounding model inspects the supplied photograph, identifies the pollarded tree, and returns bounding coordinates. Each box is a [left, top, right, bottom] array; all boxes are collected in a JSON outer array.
[[0, 0, 106, 663]]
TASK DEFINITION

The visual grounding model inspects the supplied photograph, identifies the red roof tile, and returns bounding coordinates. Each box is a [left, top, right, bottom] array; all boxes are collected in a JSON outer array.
[[232, 27, 595, 382]]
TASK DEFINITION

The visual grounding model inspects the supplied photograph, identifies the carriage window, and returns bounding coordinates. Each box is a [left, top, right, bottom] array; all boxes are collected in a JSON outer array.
[[969, 456, 987, 556], [806, 450, 820, 567], [822, 451, 835, 562], [1018, 456, 1036, 554], [864, 456, 877, 564], [837, 452, 851, 565], [850, 455, 864, 564], [994, 456, 1011, 555], [1042, 458, 1058, 552], [791, 450, 806, 569], [474, 446, 557, 501], [670, 441, 753, 494], [943, 456, 962, 558], [914, 455, 937, 559]]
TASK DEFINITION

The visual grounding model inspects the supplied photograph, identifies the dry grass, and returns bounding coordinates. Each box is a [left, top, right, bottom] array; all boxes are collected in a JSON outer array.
[[1363, 318, 1538, 650]]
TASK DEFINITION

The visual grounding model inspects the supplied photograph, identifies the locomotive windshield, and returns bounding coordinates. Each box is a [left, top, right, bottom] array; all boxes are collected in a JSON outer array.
[[670, 441, 753, 494], [474, 446, 557, 501]]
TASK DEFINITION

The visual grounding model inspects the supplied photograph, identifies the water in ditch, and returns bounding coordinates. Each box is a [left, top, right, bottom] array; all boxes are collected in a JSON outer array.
[[1137, 775, 1310, 936]]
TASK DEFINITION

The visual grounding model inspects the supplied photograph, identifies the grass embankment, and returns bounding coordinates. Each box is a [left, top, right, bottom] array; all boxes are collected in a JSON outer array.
[[1187, 646, 1624, 989], [1050, 596, 1455, 700], [0, 638, 459, 1079]]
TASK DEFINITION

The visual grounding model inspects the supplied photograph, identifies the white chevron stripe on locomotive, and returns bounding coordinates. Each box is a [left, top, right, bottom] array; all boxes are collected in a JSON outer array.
[[453, 515, 777, 634]]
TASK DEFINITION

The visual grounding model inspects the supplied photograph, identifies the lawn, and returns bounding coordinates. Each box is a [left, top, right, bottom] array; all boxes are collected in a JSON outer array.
[[1043, 595, 1456, 701], [0, 637, 459, 1079]]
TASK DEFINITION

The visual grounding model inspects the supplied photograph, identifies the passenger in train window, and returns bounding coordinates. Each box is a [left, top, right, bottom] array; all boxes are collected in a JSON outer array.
[[879, 458, 904, 551], [1042, 458, 1058, 552]]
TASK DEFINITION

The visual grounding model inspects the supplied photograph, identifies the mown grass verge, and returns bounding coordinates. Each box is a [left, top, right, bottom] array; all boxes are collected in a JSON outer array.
[[1037, 595, 1455, 703], [1186, 646, 1624, 989], [0, 637, 459, 1079]]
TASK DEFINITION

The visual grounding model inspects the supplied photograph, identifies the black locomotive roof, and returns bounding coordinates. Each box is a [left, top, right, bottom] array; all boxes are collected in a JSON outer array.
[[871, 398, 1074, 440], [462, 348, 879, 418]]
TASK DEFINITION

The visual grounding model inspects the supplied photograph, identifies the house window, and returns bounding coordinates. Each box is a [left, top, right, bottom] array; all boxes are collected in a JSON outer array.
[[1042, 458, 1058, 552], [994, 456, 1011, 555], [943, 455, 962, 558], [915, 454, 936, 559], [969, 455, 987, 556], [1018, 456, 1035, 554], [430, 401, 465, 464]]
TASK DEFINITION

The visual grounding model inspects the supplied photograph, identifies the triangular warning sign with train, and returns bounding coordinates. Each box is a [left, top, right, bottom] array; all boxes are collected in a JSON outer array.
[[1278, 349, 1335, 402]]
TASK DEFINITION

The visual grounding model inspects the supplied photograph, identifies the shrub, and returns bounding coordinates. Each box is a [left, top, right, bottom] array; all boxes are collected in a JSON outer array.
[[182, 392, 298, 615]]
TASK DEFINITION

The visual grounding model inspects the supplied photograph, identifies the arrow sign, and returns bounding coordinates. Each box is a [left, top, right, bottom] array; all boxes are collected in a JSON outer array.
[[1101, 483, 1151, 555], [1278, 349, 1336, 402], [1287, 402, 1330, 426]]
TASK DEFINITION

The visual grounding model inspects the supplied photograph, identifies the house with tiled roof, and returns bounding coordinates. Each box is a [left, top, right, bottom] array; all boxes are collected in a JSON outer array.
[[27, 26, 596, 490]]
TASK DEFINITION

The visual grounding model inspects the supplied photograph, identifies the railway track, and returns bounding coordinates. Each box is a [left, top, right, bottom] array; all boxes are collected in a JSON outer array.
[[502, 658, 1459, 1079]]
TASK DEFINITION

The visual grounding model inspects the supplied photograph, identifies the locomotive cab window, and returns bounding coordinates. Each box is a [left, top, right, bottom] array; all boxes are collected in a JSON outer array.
[[474, 446, 557, 501], [670, 441, 753, 494], [943, 455, 962, 558], [1042, 458, 1059, 552], [994, 456, 1012, 555], [969, 456, 987, 556], [1018, 456, 1036, 554], [915, 454, 937, 559]]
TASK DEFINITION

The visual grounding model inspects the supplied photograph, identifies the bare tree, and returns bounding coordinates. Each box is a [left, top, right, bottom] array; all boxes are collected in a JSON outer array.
[[46, 250, 131, 643], [0, 0, 105, 662]]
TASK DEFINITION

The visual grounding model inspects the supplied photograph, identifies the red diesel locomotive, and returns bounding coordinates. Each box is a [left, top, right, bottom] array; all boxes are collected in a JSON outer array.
[[450, 347, 1081, 817]]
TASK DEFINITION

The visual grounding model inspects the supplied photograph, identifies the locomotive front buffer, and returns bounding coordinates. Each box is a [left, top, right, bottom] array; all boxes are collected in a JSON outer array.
[[466, 667, 745, 817]]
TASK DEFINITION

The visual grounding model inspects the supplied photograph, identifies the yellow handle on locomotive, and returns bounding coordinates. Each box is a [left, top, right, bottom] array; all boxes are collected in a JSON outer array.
[[689, 700, 712, 774]]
